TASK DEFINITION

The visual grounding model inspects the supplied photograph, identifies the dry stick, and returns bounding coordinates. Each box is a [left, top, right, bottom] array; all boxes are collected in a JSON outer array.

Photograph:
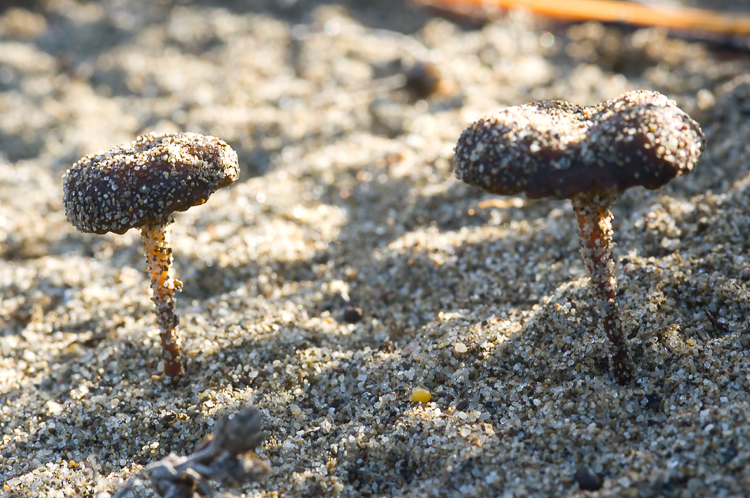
[[414, 0, 750, 36], [571, 190, 631, 384], [108, 408, 270, 498], [141, 221, 183, 377]]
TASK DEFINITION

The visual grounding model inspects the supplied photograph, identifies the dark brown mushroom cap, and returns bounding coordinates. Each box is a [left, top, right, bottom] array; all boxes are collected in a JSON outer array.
[[454, 90, 705, 199], [63, 132, 239, 234]]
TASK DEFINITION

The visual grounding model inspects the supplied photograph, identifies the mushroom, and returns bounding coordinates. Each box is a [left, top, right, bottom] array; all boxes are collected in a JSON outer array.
[[453, 90, 704, 383], [63, 132, 239, 377]]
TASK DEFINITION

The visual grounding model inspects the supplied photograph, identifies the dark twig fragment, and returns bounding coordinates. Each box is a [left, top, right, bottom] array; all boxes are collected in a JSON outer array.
[[109, 407, 270, 498]]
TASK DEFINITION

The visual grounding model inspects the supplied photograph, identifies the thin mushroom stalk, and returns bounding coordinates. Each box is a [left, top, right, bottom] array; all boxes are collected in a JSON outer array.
[[141, 221, 183, 376], [572, 189, 630, 383]]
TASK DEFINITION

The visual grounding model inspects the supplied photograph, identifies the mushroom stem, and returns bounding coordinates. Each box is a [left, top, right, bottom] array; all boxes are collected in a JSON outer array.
[[571, 189, 631, 384], [141, 221, 183, 376]]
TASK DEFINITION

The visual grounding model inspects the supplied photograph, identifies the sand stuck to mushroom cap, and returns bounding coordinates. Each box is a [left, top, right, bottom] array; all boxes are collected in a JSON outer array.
[[454, 90, 705, 199], [62, 133, 239, 235]]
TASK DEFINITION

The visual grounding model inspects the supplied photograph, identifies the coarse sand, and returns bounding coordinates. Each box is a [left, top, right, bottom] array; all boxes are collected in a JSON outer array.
[[2, 0, 750, 496]]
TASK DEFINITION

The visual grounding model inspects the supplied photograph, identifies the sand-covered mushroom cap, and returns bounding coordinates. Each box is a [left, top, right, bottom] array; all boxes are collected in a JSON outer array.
[[63, 132, 239, 235], [454, 90, 705, 199]]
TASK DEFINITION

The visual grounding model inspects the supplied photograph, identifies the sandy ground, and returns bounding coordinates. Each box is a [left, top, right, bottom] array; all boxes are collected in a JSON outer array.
[[3, 0, 750, 496]]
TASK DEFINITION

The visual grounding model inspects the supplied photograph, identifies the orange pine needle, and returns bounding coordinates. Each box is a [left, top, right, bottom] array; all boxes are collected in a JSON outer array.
[[416, 0, 750, 36]]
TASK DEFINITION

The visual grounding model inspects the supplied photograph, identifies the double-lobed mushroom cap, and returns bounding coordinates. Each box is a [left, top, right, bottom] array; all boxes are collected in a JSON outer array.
[[63, 132, 239, 234], [454, 90, 705, 199]]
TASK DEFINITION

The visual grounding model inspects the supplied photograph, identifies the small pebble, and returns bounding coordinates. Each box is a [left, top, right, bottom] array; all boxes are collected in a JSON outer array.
[[412, 388, 432, 403], [342, 305, 363, 324], [575, 468, 603, 491]]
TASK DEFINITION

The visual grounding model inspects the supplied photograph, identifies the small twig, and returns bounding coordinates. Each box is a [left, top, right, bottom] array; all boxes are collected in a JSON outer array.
[[413, 0, 750, 36], [102, 408, 270, 498]]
